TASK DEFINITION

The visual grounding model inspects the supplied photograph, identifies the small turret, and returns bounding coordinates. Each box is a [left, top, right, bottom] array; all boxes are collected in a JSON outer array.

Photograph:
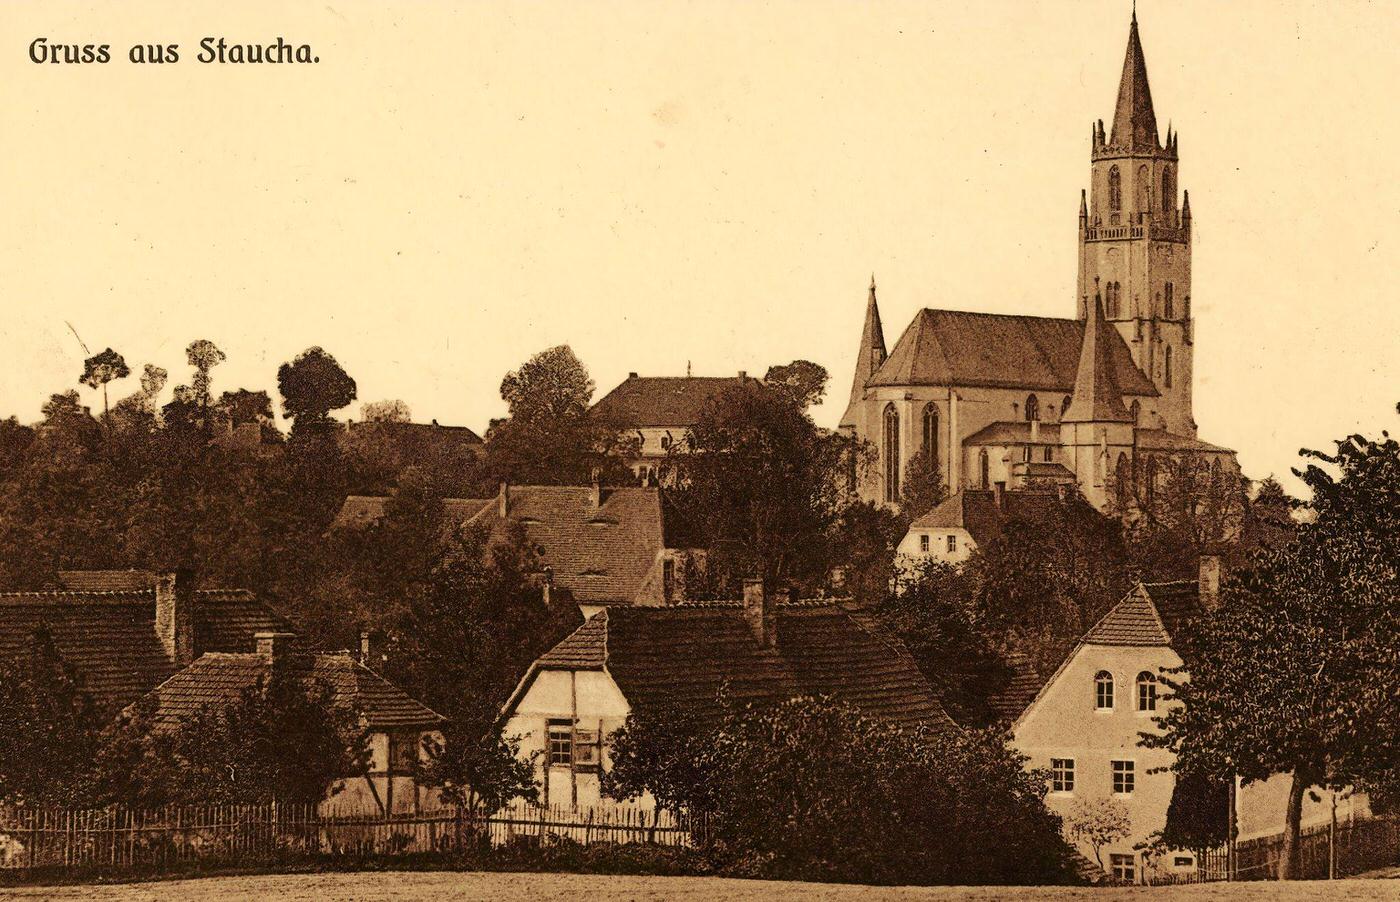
[[1064, 287, 1132, 424], [1079, 189, 1089, 229], [839, 274, 888, 429]]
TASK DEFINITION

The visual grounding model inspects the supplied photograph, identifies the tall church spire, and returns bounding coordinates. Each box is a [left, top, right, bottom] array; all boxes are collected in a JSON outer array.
[[1063, 286, 1132, 423], [840, 275, 888, 428], [1109, 10, 1159, 150]]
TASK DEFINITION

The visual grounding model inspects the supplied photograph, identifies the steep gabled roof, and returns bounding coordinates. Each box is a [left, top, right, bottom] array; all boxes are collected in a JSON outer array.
[[519, 605, 955, 731], [0, 586, 292, 717], [1109, 11, 1160, 151], [591, 375, 758, 429], [144, 651, 444, 732], [1136, 429, 1235, 454], [988, 652, 1043, 722], [1083, 580, 1203, 648], [868, 309, 1156, 397], [465, 486, 667, 606]]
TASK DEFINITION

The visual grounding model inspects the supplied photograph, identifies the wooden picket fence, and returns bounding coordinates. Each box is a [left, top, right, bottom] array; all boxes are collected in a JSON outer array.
[[1146, 815, 1400, 884], [0, 800, 704, 877]]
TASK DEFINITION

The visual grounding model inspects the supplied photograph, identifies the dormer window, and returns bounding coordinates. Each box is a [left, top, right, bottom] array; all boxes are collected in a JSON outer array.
[[1095, 671, 1114, 710]]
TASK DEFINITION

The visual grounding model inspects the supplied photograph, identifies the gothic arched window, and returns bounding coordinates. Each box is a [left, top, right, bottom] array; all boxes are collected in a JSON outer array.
[[1161, 167, 1175, 213], [1025, 394, 1040, 422], [1062, 395, 1073, 419], [1116, 452, 1131, 510], [1164, 346, 1174, 388], [1129, 399, 1141, 424], [883, 404, 900, 504], [1137, 164, 1151, 214], [921, 403, 939, 467], [979, 448, 990, 489], [1108, 166, 1122, 213], [1165, 282, 1175, 319]]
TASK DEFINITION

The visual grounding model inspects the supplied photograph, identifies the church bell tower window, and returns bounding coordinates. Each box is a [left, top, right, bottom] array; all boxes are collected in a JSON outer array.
[[883, 404, 900, 503]]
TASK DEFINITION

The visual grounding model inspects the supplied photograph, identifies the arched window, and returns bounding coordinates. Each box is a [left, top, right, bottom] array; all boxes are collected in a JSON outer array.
[[1105, 283, 1117, 319], [883, 404, 900, 504], [1161, 167, 1175, 213], [1129, 399, 1141, 423], [1137, 164, 1151, 214], [1025, 394, 1039, 422], [1095, 671, 1114, 710], [1137, 671, 1157, 712], [1062, 395, 1073, 417], [979, 448, 990, 489], [1116, 452, 1131, 509], [1108, 166, 1122, 213], [1165, 282, 1175, 319], [922, 403, 939, 466], [1164, 346, 1173, 388]]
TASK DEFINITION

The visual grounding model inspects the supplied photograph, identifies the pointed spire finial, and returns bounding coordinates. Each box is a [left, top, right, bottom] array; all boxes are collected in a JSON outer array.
[[870, 272, 877, 294], [1110, 8, 1160, 151], [841, 274, 889, 428]]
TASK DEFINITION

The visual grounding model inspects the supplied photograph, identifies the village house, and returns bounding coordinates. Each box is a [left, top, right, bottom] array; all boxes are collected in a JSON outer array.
[[590, 372, 759, 485], [334, 479, 701, 614], [141, 630, 445, 816], [895, 488, 1063, 571], [1008, 559, 1370, 884], [0, 570, 443, 814], [500, 578, 954, 809]]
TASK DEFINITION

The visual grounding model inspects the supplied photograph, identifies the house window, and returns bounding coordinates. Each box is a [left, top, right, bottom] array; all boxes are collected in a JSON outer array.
[[547, 720, 573, 767], [1111, 853, 1137, 883], [946, 534, 957, 553], [919, 534, 930, 553], [660, 434, 671, 450], [1051, 758, 1075, 793], [388, 732, 421, 775], [1174, 856, 1194, 868], [572, 728, 601, 770], [1024, 394, 1039, 422], [922, 403, 939, 465], [1112, 759, 1136, 795], [1137, 671, 1157, 712], [1095, 671, 1114, 710], [883, 404, 900, 503]]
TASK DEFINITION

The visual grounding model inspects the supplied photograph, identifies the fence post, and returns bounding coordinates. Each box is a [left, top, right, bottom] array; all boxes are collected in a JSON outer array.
[[1328, 794, 1337, 880]]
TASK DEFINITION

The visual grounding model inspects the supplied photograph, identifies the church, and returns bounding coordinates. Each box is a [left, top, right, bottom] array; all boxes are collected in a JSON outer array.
[[841, 11, 1237, 515]]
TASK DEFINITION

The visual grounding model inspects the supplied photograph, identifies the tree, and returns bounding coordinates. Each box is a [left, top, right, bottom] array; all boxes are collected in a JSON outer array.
[[874, 560, 1012, 726], [483, 345, 633, 485], [1239, 475, 1297, 559], [899, 448, 948, 523], [1146, 409, 1400, 879], [0, 627, 103, 806], [1064, 798, 1132, 870], [277, 346, 358, 427], [666, 376, 854, 591], [186, 339, 225, 409], [110, 364, 168, 433], [604, 695, 1075, 885], [763, 359, 828, 410], [360, 399, 412, 423], [216, 388, 274, 426], [1159, 764, 1231, 858], [79, 347, 130, 424]]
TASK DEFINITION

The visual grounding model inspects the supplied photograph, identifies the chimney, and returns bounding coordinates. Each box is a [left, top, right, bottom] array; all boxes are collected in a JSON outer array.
[[498, 480, 509, 518], [589, 468, 603, 508], [1198, 555, 1222, 612], [628, 372, 638, 379], [541, 566, 554, 607], [256, 631, 297, 664], [743, 577, 776, 649], [737, 370, 747, 380], [154, 570, 196, 667], [359, 630, 384, 668]]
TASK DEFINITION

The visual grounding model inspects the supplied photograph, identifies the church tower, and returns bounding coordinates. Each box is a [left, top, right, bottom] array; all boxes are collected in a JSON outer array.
[[1077, 10, 1195, 437]]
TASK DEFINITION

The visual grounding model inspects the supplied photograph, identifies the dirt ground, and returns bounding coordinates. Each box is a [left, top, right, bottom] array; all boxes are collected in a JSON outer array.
[[2, 871, 1397, 902]]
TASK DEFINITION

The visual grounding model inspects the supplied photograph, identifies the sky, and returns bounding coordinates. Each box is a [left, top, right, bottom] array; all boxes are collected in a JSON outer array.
[[3, 0, 1398, 493]]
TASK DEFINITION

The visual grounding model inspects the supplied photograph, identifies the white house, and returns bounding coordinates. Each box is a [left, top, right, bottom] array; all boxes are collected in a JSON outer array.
[[896, 488, 1065, 573], [1009, 560, 1369, 883], [500, 579, 954, 809]]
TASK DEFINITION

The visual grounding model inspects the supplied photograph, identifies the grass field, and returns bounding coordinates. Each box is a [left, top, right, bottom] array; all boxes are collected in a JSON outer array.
[[2, 871, 1397, 901]]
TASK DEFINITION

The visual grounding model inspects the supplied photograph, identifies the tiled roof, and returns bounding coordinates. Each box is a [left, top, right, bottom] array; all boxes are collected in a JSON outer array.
[[330, 495, 492, 531], [55, 570, 156, 592], [907, 490, 1063, 549], [988, 652, 1043, 722], [591, 375, 758, 428], [1063, 297, 1133, 423], [346, 420, 482, 445], [1136, 429, 1235, 454], [525, 606, 956, 731], [1083, 585, 1171, 647], [963, 421, 1062, 445], [145, 652, 444, 732], [1142, 580, 1204, 642], [464, 486, 666, 606], [0, 587, 292, 717], [868, 309, 1157, 397]]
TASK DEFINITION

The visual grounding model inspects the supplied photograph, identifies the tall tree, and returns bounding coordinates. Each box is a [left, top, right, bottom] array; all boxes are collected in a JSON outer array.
[[763, 359, 828, 411], [1146, 410, 1400, 879], [277, 346, 358, 429], [360, 399, 412, 423], [79, 347, 130, 424]]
